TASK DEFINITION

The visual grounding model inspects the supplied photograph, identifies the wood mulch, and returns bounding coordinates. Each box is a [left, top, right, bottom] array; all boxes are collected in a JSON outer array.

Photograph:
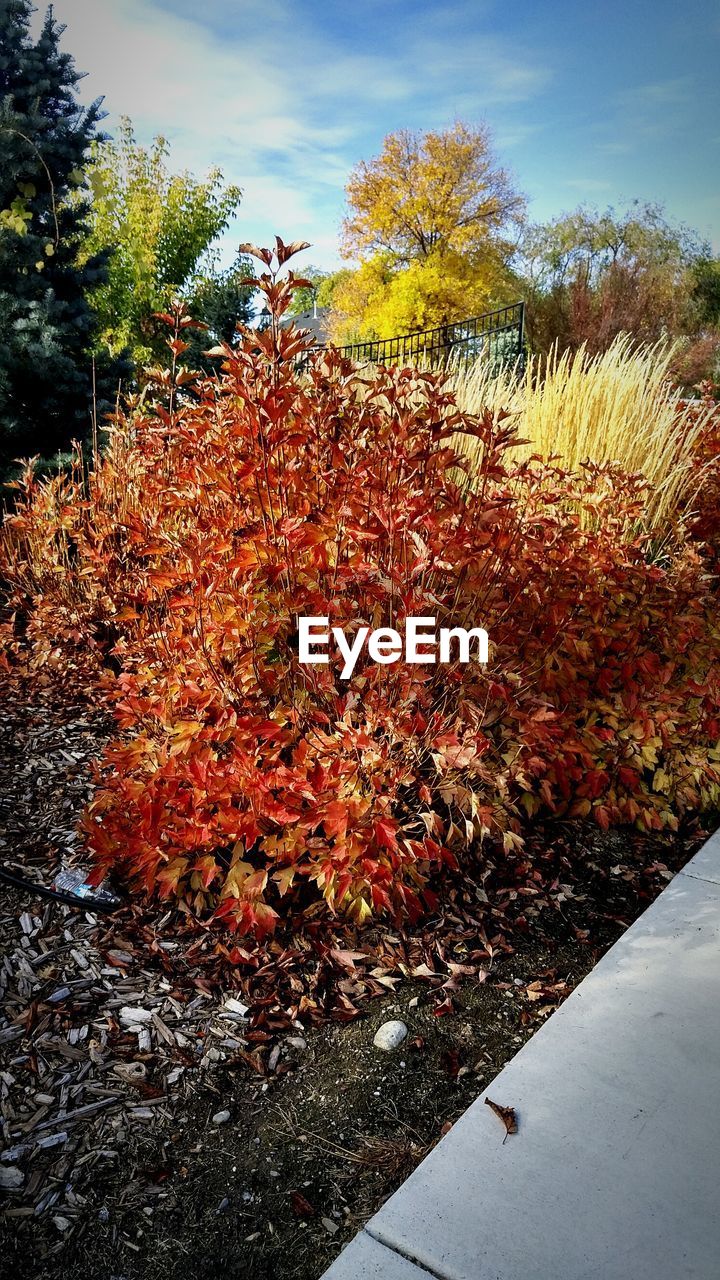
[[0, 682, 714, 1278]]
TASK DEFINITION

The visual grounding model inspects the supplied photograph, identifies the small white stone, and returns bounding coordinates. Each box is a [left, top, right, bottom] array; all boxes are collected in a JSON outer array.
[[373, 1020, 408, 1051], [119, 1006, 153, 1025], [222, 997, 249, 1018], [212, 1109, 231, 1125], [0, 1166, 24, 1189]]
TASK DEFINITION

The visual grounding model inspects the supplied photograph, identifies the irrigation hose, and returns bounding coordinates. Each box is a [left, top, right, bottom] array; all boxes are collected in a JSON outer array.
[[0, 863, 122, 913]]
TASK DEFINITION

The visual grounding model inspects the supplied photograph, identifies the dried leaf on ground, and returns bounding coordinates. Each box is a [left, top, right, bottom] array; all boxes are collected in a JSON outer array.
[[484, 1096, 518, 1142]]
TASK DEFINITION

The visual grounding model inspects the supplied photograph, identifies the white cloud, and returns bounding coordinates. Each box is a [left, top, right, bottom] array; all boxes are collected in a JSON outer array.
[[40, 0, 358, 264], [486, 122, 543, 151], [617, 77, 691, 109], [563, 177, 613, 193], [40, 0, 551, 267]]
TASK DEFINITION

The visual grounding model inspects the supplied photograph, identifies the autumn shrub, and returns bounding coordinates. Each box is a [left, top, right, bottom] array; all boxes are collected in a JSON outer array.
[[2, 240, 719, 938], [670, 334, 720, 394]]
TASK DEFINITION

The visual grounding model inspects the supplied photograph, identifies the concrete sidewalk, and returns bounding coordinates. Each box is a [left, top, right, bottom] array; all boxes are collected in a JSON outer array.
[[322, 831, 720, 1280]]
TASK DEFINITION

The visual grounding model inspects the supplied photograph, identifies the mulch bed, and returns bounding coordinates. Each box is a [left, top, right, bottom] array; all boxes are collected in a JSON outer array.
[[0, 683, 714, 1279]]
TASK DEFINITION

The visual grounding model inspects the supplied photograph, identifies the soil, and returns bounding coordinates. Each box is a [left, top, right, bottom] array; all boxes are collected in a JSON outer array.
[[0, 687, 714, 1280]]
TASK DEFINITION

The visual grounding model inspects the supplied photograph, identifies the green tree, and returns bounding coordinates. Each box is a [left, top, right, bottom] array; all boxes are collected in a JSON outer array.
[[691, 256, 720, 329], [316, 271, 348, 310], [286, 265, 332, 315], [82, 119, 242, 363], [182, 253, 256, 371], [0, 0, 124, 477]]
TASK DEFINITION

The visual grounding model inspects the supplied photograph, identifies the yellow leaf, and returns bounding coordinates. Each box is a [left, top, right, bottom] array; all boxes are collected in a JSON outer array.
[[273, 865, 296, 897]]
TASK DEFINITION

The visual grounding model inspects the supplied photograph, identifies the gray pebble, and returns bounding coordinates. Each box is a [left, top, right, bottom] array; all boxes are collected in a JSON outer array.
[[373, 1020, 408, 1051]]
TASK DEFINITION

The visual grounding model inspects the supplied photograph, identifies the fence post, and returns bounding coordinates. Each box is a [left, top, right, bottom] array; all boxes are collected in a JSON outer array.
[[517, 301, 526, 364]]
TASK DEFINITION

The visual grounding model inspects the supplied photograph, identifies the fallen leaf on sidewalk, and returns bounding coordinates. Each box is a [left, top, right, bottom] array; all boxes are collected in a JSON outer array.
[[484, 1097, 518, 1142]]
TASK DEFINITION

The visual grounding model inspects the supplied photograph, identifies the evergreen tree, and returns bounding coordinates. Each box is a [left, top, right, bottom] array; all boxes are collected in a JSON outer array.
[[0, 1, 123, 477]]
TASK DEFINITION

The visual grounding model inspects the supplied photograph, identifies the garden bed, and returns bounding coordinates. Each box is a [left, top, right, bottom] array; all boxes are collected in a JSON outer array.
[[0, 690, 710, 1280]]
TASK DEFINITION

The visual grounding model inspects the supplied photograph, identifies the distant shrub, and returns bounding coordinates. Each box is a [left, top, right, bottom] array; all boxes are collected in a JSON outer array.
[[670, 334, 720, 394], [2, 241, 719, 937]]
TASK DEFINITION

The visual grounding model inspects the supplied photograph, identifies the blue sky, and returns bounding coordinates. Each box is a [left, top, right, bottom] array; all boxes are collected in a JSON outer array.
[[45, 0, 720, 268]]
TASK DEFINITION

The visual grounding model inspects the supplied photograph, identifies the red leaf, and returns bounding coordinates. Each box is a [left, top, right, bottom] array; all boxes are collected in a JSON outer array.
[[290, 1190, 316, 1218]]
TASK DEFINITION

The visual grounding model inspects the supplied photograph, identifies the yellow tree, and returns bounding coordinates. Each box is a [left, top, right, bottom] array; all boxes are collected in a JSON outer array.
[[330, 248, 515, 344], [332, 122, 524, 342]]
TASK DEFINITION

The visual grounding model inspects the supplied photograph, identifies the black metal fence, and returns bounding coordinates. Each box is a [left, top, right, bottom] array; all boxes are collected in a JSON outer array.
[[331, 301, 525, 370]]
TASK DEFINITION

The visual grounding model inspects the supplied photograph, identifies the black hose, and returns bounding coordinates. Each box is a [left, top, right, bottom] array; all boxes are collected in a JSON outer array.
[[0, 864, 121, 913]]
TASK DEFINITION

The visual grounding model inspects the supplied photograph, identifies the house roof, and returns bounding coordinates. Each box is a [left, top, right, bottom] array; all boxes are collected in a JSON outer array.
[[279, 306, 330, 344]]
